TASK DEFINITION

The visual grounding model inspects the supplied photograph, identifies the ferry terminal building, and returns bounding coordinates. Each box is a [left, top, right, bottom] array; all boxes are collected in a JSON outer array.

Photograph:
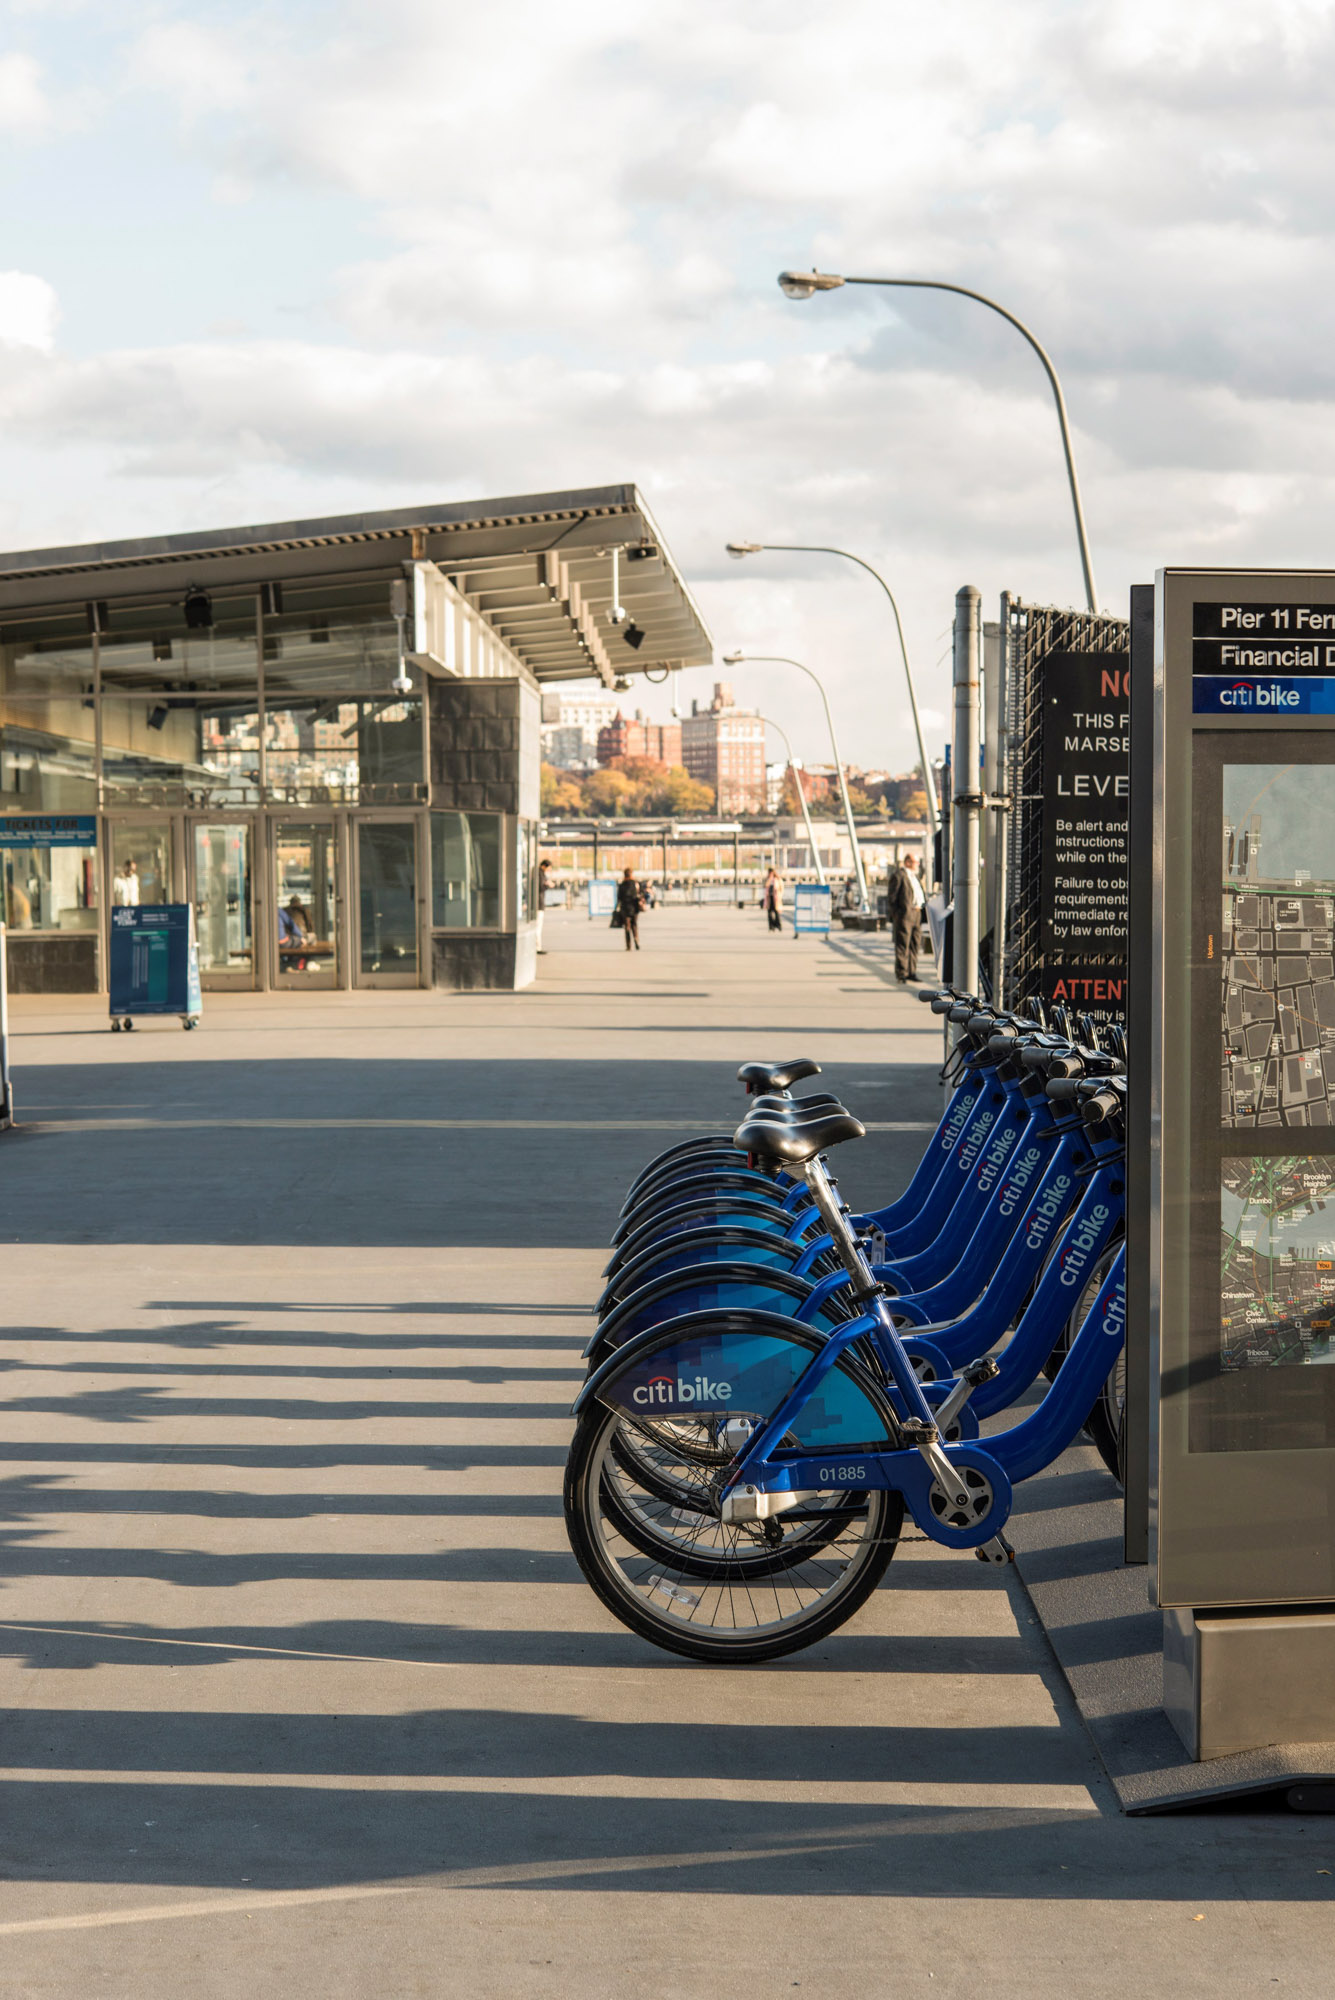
[[0, 486, 712, 995]]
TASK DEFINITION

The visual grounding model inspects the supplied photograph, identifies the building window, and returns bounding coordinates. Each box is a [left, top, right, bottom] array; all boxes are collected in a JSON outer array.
[[264, 699, 424, 805], [261, 582, 403, 694], [517, 819, 537, 922], [100, 698, 261, 809], [1, 841, 98, 931], [431, 811, 501, 928]]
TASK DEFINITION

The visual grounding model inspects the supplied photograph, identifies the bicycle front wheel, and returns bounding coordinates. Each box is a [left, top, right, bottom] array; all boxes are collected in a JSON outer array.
[[564, 1317, 903, 1663]]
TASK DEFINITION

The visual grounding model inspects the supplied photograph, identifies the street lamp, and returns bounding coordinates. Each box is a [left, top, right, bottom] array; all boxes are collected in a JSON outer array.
[[725, 538, 939, 848], [776, 267, 1099, 614], [758, 713, 826, 887], [721, 651, 869, 911]]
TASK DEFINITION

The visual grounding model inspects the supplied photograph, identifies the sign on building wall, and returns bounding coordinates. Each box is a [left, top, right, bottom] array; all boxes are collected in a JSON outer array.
[[0, 815, 97, 848]]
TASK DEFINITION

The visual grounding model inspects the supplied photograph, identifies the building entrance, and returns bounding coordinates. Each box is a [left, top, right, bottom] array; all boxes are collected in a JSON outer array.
[[272, 818, 341, 989], [189, 819, 256, 989]]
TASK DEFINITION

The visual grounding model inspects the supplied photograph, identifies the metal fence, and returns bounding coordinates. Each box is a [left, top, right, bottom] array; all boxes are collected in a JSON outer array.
[[1001, 594, 1131, 1013]]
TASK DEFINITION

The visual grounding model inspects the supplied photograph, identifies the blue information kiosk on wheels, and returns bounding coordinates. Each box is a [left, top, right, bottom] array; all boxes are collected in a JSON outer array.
[[792, 883, 832, 935], [109, 905, 202, 1032]]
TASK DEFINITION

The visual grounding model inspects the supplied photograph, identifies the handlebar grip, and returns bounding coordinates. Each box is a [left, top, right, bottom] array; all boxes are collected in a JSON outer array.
[[1045, 1078, 1084, 1101], [1046, 1053, 1085, 1079], [1081, 1089, 1123, 1126]]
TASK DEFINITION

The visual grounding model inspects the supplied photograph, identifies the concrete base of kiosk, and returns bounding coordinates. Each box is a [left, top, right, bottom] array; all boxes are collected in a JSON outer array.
[[1006, 1443, 1335, 1811], [1163, 1605, 1335, 1762]]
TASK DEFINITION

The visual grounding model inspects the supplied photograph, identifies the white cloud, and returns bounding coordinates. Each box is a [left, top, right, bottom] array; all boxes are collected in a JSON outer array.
[[0, 270, 59, 350], [0, 51, 52, 134]]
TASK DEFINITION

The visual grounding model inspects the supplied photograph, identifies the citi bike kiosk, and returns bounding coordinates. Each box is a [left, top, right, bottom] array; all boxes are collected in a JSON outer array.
[[1153, 568, 1335, 1757]]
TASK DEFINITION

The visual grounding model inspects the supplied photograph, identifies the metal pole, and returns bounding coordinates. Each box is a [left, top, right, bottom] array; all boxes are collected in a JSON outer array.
[[733, 830, 740, 904], [749, 545, 940, 844], [724, 655, 868, 910], [0, 918, 13, 1130], [839, 278, 1099, 615], [953, 587, 983, 1006], [761, 715, 826, 885]]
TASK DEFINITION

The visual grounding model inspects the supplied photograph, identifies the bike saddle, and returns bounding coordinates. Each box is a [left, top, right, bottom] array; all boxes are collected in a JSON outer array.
[[734, 1106, 866, 1164], [748, 1091, 842, 1114], [737, 1057, 821, 1094]]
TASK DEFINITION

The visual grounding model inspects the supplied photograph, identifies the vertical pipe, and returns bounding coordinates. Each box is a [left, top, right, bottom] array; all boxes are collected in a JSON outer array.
[[953, 586, 983, 1008]]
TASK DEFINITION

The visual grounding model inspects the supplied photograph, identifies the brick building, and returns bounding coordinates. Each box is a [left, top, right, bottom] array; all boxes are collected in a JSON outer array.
[[681, 682, 766, 813], [595, 709, 682, 767]]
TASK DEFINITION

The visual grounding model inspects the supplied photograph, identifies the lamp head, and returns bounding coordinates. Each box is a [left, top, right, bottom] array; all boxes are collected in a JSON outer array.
[[725, 541, 763, 559], [721, 651, 746, 666], [777, 268, 845, 300]]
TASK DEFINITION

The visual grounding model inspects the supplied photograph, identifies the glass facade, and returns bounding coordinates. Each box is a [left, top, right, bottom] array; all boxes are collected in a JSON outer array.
[[432, 811, 502, 928], [0, 572, 532, 993]]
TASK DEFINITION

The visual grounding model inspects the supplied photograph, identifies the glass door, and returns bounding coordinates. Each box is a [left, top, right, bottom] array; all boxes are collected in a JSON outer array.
[[189, 819, 255, 988], [107, 819, 175, 911], [354, 819, 420, 987], [273, 819, 340, 987]]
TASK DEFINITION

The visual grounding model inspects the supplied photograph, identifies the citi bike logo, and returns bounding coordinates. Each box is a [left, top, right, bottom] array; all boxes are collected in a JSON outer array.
[[1218, 680, 1300, 709], [996, 1145, 1043, 1215], [1024, 1174, 1074, 1249], [1058, 1204, 1112, 1287], [938, 1092, 976, 1153], [956, 1106, 996, 1171], [975, 1125, 1020, 1195], [1099, 1285, 1125, 1341], [631, 1372, 733, 1407]]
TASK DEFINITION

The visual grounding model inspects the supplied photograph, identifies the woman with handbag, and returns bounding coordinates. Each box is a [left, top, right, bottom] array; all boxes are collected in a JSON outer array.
[[612, 867, 644, 951]]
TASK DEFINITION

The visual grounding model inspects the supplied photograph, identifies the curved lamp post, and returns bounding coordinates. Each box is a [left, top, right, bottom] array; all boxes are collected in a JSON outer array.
[[759, 713, 826, 887], [776, 267, 1098, 614], [722, 651, 868, 911], [725, 538, 939, 847]]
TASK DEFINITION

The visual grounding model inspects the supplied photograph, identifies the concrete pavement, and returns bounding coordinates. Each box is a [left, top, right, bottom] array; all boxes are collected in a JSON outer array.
[[0, 905, 1331, 1998]]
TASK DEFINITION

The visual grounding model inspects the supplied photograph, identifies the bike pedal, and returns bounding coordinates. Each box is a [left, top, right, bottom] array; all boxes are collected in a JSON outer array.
[[974, 1533, 1016, 1566]]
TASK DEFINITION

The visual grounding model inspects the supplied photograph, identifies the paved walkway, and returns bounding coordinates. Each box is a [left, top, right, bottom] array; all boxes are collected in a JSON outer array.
[[0, 907, 1330, 1997]]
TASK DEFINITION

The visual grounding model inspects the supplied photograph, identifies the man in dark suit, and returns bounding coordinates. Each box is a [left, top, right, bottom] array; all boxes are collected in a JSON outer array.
[[886, 852, 927, 984]]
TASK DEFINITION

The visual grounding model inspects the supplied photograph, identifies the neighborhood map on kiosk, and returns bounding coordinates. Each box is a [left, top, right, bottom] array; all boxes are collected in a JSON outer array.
[[1221, 1157, 1335, 1370], [1222, 763, 1335, 1125]]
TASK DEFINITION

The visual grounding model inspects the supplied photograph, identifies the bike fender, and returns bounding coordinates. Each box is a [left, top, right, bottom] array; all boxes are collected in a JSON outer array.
[[574, 1306, 827, 1415]]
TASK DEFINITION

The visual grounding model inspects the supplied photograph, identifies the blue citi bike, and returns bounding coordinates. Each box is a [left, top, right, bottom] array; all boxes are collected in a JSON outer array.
[[562, 1005, 1128, 1662]]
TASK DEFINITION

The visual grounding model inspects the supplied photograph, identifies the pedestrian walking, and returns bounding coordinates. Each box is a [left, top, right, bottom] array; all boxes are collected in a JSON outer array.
[[763, 866, 783, 933], [613, 866, 645, 951], [886, 852, 927, 984]]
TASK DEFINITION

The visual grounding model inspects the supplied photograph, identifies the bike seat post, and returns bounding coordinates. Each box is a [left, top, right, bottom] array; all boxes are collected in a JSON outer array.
[[801, 1155, 879, 1290]]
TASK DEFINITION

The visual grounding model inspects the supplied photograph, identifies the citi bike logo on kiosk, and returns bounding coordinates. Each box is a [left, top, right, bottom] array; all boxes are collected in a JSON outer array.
[[1193, 675, 1335, 715]]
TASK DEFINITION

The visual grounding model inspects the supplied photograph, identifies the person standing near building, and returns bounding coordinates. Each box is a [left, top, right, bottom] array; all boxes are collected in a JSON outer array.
[[886, 852, 926, 984], [112, 857, 141, 907], [614, 866, 644, 952], [763, 866, 783, 934]]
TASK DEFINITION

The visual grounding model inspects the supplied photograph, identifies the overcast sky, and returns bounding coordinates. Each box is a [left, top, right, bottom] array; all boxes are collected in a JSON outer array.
[[1, 0, 1333, 769]]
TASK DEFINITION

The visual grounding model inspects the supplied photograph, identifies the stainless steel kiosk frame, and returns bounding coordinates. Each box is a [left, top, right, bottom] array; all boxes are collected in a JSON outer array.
[[1153, 566, 1335, 1758]]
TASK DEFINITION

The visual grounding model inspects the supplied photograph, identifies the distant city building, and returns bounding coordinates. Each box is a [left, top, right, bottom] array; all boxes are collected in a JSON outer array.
[[540, 687, 622, 769], [681, 681, 765, 814], [596, 709, 682, 768]]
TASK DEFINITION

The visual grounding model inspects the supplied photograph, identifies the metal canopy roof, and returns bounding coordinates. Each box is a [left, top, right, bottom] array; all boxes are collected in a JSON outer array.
[[0, 484, 714, 689]]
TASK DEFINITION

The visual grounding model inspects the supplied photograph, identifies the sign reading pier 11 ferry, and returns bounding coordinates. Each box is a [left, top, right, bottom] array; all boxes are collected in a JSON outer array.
[[1152, 570, 1335, 1614]]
